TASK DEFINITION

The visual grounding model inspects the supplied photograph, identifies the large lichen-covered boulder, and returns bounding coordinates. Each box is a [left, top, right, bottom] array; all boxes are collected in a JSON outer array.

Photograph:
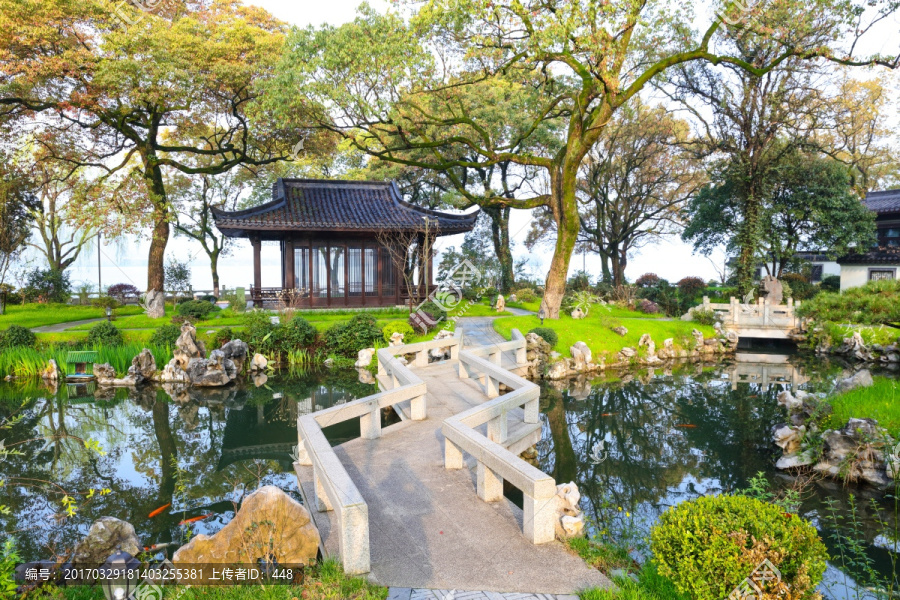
[[72, 517, 141, 566], [158, 359, 190, 384], [93, 363, 117, 385], [759, 275, 784, 306], [570, 341, 592, 369], [172, 486, 319, 582], [41, 359, 60, 382]]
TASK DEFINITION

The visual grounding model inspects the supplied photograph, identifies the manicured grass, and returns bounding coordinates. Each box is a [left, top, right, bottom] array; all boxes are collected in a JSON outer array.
[[817, 322, 899, 347], [826, 377, 900, 438], [62, 558, 388, 600], [68, 307, 248, 330], [493, 313, 715, 360], [0, 303, 144, 330], [579, 562, 689, 600]]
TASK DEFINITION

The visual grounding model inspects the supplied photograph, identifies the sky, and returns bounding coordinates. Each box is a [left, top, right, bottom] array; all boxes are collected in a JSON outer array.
[[52, 0, 892, 294]]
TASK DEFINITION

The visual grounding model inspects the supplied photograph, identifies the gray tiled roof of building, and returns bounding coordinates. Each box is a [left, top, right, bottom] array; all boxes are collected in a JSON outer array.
[[212, 179, 479, 237], [864, 189, 900, 214]]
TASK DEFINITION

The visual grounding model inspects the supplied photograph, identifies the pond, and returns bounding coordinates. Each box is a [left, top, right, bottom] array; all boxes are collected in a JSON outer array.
[[535, 352, 900, 599], [1, 354, 898, 598]]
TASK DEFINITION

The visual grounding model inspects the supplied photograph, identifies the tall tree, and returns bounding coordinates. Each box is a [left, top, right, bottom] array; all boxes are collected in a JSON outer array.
[[26, 157, 98, 272], [273, 0, 898, 317], [682, 150, 877, 277], [526, 101, 703, 285], [0, 159, 38, 290], [0, 0, 319, 317]]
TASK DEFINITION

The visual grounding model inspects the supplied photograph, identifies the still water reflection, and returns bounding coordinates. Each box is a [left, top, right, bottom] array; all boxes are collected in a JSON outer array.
[[535, 353, 900, 599], [0, 371, 374, 562], [2, 354, 898, 598]]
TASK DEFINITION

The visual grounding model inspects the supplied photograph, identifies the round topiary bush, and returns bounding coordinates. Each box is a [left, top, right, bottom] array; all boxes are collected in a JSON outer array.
[[149, 323, 181, 348], [324, 314, 383, 357], [0, 325, 36, 349], [175, 299, 219, 320], [528, 327, 558, 349], [383, 320, 415, 344], [86, 321, 124, 347], [651, 495, 827, 600], [677, 276, 707, 299], [278, 315, 318, 349]]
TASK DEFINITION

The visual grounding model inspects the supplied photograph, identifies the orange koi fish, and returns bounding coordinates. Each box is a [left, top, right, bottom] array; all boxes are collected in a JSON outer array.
[[675, 424, 697, 428], [148, 503, 171, 518], [179, 513, 214, 526]]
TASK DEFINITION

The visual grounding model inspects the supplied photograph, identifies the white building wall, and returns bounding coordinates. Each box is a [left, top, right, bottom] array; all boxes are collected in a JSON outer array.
[[820, 261, 842, 277], [841, 265, 877, 291]]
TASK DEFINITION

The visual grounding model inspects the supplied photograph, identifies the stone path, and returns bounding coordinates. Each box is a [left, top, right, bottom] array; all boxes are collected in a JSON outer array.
[[389, 588, 579, 600], [295, 360, 611, 595], [30, 318, 105, 333], [455, 317, 508, 347]]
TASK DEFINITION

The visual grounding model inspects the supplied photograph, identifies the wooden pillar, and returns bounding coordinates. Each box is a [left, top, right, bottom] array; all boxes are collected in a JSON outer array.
[[361, 245, 367, 307], [285, 239, 295, 290], [326, 242, 332, 307], [308, 240, 314, 308], [344, 243, 350, 307], [376, 246, 383, 306], [251, 238, 262, 292]]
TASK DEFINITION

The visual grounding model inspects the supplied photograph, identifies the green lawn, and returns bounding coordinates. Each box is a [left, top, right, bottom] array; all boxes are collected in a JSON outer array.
[[826, 377, 900, 437], [507, 299, 542, 313], [493, 313, 715, 360], [0, 303, 144, 330]]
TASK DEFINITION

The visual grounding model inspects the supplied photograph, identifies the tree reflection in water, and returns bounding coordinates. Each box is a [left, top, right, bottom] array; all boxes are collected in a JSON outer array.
[[0, 370, 375, 561], [535, 356, 900, 591]]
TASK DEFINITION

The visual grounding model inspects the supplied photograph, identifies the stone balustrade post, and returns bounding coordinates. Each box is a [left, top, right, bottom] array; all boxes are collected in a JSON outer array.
[[476, 461, 503, 502], [523, 493, 557, 544], [524, 398, 539, 424], [313, 465, 333, 512], [487, 412, 508, 443], [410, 394, 426, 420], [444, 438, 463, 469], [360, 407, 382, 439]]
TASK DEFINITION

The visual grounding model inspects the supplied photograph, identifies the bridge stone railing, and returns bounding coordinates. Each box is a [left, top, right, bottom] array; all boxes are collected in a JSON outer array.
[[700, 296, 803, 336], [442, 329, 558, 544]]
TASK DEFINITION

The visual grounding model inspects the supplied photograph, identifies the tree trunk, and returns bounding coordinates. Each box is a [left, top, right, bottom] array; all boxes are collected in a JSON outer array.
[[210, 250, 220, 298], [540, 176, 579, 319], [145, 165, 170, 318], [485, 206, 514, 294], [734, 192, 761, 295]]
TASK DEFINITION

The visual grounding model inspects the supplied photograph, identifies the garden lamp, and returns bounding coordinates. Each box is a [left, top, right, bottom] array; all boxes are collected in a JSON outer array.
[[538, 307, 545, 325], [106, 306, 112, 322], [100, 551, 141, 600]]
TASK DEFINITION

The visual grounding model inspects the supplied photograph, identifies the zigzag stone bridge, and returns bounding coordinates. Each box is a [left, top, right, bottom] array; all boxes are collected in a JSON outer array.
[[700, 296, 805, 340], [293, 329, 610, 595]]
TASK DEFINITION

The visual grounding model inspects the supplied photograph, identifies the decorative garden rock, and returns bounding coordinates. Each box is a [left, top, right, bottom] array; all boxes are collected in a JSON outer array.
[[612, 326, 628, 337], [619, 347, 637, 359], [546, 360, 569, 380], [691, 329, 704, 347], [354, 348, 376, 368], [390, 332, 405, 346], [495, 294, 506, 312], [430, 329, 455, 359], [72, 517, 141, 566], [41, 359, 60, 382], [249, 353, 268, 373], [570, 342, 592, 370], [509, 294, 518, 303], [813, 418, 894, 486], [93, 363, 117, 385], [144, 290, 166, 319], [571, 308, 585, 320], [322, 358, 335, 368], [555, 482, 585, 540], [773, 424, 805, 454], [128, 349, 157, 383], [638, 334, 655, 355], [836, 369, 874, 393], [159, 359, 190, 384], [357, 368, 376, 385], [174, 323, 206, 369], [219, 339, 249, 372], [172, 486, 319, 580], [186, 350, 236, 387]]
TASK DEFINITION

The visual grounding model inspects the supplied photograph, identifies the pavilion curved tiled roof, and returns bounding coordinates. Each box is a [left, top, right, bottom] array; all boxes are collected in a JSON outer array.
[[838, 246, 900, 266], [212, 178, 479, 238]]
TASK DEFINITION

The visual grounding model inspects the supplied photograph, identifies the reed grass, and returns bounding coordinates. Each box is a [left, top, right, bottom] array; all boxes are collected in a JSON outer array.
[[0, 343, 174, 379]]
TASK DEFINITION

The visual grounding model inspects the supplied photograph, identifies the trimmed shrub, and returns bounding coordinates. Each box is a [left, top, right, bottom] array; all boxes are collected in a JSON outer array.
[[149, 324, 181, 348], [781, 273, 817, 301], [799, 278, 900, 325], [243, 310, 279, 354], [691, 308, 719, 326], [211, 327, 235, 349], [176, 299, 219, 320], [199, 294, 217, 303], [637, 299, 660, 314], [651, 495, 827, 600], [383, 320, 415, 344], [91, 296, 120, 311], [107, 283, 140, 303], [820, 275, 841, 293], [528, 327, 558, 349], [86, 321, 124, 347], [676, 276, 707, 299], [410, 300, 448, 332], [278, 315, 318, 349], [513, 287, 537, 303], [0, 325, 36, 349], [635, 273, 661, 288], [324, 314, 382, 357]]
